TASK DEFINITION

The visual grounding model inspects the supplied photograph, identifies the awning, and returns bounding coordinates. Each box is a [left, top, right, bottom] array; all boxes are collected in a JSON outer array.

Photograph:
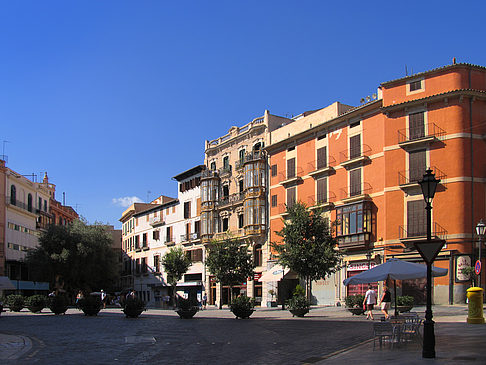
[[258, 264, 290, 282], [0, 276, 15, 290], [176, 281, 203, 287]]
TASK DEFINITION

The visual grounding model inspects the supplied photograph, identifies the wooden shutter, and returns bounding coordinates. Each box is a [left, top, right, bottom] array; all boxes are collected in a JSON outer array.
[[409, 150, 426, 182], [317, 177, 327, 203], [287, 187, 296, 208], [271, 164, 277, 177], [407, 200, 426, 237], [409, 112, 425, 140], [349, 169, 361, 196], [287, 158, 295, 179], [271, 194, 277, 207], [317, 146, 327, 169], [349, 135, 361, 159]]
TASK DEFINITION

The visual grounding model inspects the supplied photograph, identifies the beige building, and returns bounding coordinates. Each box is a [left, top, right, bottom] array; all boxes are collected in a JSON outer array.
[[201, 111, 293, 306]]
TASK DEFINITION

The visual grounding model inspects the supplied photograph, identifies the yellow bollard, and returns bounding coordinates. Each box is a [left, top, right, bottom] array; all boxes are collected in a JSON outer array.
[[466, 287, 485, 324]]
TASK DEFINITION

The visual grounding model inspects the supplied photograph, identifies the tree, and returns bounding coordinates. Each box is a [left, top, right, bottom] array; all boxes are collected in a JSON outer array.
[[206, 236, 255, 309], [25, 219, 119, 295], [161, 247, 191, 307], [271, 201, 342, 302]]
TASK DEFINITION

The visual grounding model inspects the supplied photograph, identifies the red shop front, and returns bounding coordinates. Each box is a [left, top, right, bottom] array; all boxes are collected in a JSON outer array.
[[346, 262, 378, 296]]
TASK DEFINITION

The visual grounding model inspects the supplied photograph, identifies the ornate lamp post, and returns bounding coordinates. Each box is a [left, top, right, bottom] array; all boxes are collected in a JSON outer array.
[[476, 220, 486, 289], [417, 168, 441, 359]]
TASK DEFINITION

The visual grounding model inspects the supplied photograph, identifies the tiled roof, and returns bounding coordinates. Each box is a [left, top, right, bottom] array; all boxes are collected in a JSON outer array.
[[381, 88, 486, 111], [380, 63, 486, 87]]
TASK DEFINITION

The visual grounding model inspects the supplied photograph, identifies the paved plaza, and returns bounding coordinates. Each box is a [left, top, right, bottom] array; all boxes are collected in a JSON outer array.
[[0, 305, 485, 364]]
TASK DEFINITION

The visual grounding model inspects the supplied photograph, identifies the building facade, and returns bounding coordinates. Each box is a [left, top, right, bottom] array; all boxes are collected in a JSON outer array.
[[266, 63, 486, 305], [200, 112, 293, 306]]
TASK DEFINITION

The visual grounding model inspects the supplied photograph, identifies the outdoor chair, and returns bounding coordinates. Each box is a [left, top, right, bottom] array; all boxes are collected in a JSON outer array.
[[373, 322, 398, 349], [400, 317, 423, 344]]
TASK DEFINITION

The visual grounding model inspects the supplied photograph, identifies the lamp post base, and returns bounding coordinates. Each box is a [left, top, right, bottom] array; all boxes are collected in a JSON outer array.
[[422, 318, 436, 358]]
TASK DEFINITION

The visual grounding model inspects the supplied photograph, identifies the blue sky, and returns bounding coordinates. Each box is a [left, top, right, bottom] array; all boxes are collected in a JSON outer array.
[[1, 1, 485, 228]]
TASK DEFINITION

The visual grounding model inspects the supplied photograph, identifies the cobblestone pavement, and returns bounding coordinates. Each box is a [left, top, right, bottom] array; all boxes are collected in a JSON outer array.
[[0, 306, 372, 364]]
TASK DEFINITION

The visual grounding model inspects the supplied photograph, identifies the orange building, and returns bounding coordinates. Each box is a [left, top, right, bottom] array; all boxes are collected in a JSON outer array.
[[266, 63, 486, 305]]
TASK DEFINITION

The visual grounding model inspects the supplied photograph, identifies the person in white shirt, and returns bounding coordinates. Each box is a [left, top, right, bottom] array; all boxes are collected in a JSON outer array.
[[363, 284, 377, 320]]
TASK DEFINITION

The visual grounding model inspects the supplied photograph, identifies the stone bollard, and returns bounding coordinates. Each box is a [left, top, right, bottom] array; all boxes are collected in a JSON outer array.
[[466, 287, 485, 324]]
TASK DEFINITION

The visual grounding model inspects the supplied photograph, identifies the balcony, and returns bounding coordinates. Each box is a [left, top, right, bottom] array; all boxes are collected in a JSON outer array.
[[278, 168, 304, 187], [245, 225, 266, 236], [217, 192, 245, 208], [218, 165, 232, 177], [212, 228, 246, 241], [308, 156, 336, 178], [165, 238, 175, 247], [201, 169, 219, 180], [180, 232, 201, 244], [340, 183, 372, 203], [307, 192, 336, 210], [399, 222, 448, 246], [337, 232, 371, 250], [340, 145, 371, 169], [6, 197, 39, 215], [398, 123, 445, 149], [150, 216, 165, 227], [398, 166, 446, 189]]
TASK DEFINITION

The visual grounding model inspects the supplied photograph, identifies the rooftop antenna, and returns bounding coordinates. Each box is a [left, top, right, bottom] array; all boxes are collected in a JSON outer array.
[[63, 192, 66, 206], [147, 190, 151, 202], [2, 140, 10, 162], [405, 65, 408, 76]]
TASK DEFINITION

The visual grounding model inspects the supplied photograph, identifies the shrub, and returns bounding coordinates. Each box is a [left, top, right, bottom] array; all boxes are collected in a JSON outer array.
[[49, 295, 69, 315], [397, 295, 414, 307], [177, 297, 199, 311], [25, 295, 47, 313], [6, 294, 25, 312], [344, 294, 365, 308], [123, 296, 145, 318], [286, 285, 310, 311], [229, 295, 255, 312], [78, 295, 102, 316]]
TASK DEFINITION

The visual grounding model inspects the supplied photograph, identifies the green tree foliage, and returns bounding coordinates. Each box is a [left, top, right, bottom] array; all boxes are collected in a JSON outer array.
[[206, 236, 255, 308], [25, 220, 119, 294], [161, 247, 192, 306], [271, 201, 342, 300]]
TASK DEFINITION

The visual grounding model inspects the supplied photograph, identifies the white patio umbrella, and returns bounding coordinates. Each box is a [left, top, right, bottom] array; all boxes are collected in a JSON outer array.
[[343, 258, 448, 315]]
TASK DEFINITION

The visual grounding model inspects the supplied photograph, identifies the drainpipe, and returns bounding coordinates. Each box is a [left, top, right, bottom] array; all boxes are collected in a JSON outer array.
[[469, 69, 475, 256]]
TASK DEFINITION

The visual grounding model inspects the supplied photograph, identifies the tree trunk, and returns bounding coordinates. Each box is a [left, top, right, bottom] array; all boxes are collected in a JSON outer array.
[[306, 277, 311, 303], [219, 283, 223, 309]]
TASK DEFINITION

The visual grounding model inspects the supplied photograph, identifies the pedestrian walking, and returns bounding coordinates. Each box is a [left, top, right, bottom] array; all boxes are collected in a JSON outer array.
[[379, 285, 391, 320], [101, 289, 107, 308], [202, 293, 207, 310], [363, 284, 377, 320]]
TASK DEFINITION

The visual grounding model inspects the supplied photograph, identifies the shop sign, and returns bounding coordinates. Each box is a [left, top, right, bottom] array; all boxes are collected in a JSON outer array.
[[455, 255, 472, 282], [347, 262, 376, 271]]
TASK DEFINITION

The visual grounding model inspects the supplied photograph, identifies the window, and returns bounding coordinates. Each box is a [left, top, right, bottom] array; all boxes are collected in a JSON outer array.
[[186, 223, 191, 238], [287, 158, 295, 179], [142, 233, 147, 247], [409, 80, 422, 92], [349, 134, 361, 159], [10, 185, 16, 205], [222, 185, 229, 198], [38, 197, 42, 211], [317, 177, 327, 203], [317, 146, 327, 169], [409, 112, 425, 140], [287, 187, 296, 208], [271, 164, 277, 177], [184, 201, 191, 219], [28, 194, 33, 212], [239, 149, 245, 162], [135, 235, 140, 249], [254, 244, 263, 267], [154, 255, 160, 273], [166, 226, 173, 242], [287, 146, 295, 152], [141, 257, 147, 273], [349, 169, 362, 196], [187, 249, 203, 263], [317, 134, 326, 141], [153, 230, 160, 241], [194, 221, 200, 236], [222, 217, 229, 232], [223, 156, 229, 170], [44, 199, 47, 212], [407, 200, 426, 237], [271, 194, 277, 207], [336, 202, 372, 237], [238, 213, 244, 228], [409, 150, 426, 182], [349, 121, 361, 128], [210, 161, 216, 171], [244, 198, 265, 228], [239, 180, 244, 193]]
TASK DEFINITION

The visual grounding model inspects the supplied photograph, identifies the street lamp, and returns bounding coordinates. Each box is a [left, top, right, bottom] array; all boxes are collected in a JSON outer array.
[[418, 168, 440, 359], [476, 220, 486, 289], [366, 250, 372, 269]]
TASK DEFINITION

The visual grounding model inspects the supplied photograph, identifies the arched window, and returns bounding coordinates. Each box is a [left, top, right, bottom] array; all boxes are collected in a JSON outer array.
[[253, 142, 261, 152], [27, 194, 33, 212], [10, 185, 16, 205]]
